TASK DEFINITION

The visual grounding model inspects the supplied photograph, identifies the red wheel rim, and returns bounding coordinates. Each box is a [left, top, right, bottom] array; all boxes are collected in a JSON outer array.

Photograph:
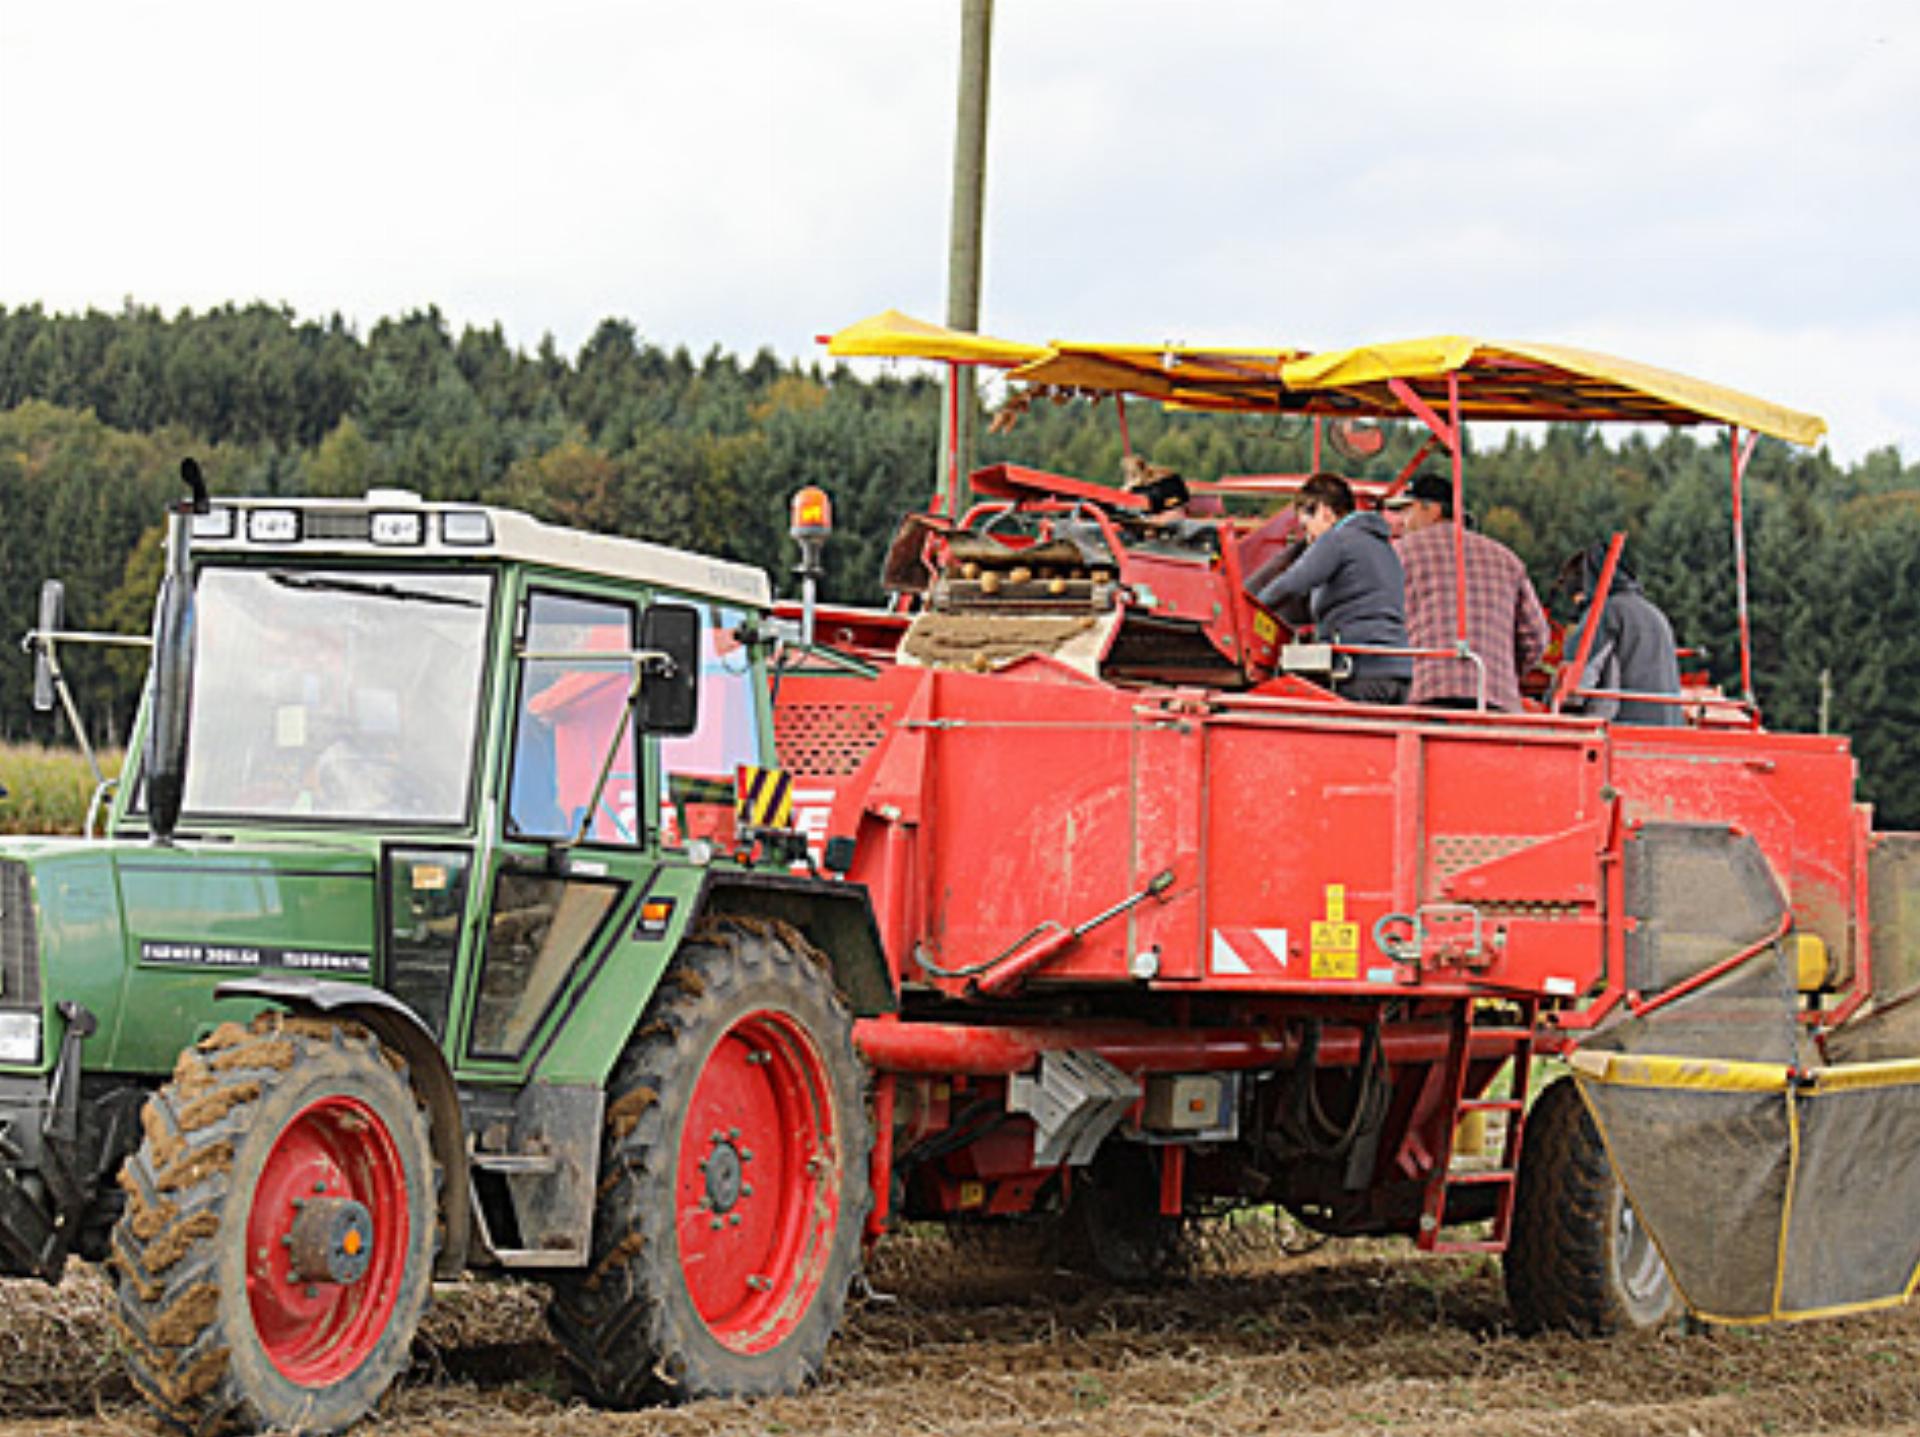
[[243, 1095, 411, 1385], [676, 1010, 841, 1354]]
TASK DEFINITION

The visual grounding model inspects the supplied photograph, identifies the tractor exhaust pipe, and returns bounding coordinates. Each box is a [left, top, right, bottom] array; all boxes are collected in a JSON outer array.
[[146, 459, 210, 844]]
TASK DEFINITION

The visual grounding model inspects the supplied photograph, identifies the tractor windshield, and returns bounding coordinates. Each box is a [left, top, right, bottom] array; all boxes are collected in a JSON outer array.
[[176, 566, 494, 825]]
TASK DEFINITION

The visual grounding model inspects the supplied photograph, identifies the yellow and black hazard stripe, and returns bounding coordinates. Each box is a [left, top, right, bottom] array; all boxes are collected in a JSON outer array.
[[734, 764, 794, 831]]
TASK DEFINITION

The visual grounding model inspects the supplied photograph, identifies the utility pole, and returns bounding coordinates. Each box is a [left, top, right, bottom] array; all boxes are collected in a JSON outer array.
[[940, 0, 994, 513]]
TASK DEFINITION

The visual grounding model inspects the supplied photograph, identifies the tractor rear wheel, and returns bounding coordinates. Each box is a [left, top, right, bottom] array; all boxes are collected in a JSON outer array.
[[548, 917, 870, 1405], [109, 1012, 436, 1434], [1504, 1074, 1678, 1334], [1060, 1141, 1189, 1284]]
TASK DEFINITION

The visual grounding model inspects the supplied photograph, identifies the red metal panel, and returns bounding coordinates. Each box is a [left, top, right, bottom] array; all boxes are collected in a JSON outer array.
[[1611, 727, 1858, 975]]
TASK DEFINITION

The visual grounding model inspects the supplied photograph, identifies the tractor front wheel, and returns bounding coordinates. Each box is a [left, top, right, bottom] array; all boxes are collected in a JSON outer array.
[[110, 1013, 437, 1434], [548, 917, 871, 1405], [1504, 1074, 1678, 1334]]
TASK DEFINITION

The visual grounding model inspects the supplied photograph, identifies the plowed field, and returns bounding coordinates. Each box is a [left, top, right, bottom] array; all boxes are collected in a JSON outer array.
[[6, 1229, 1920, 1436]]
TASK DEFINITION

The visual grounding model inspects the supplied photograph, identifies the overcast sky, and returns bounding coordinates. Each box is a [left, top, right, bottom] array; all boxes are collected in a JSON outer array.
[[2, 1, 1915, 461]]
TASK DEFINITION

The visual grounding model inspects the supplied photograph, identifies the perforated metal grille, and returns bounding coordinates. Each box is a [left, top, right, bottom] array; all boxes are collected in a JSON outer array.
[[0, 862, 39, 1013], [774, 702, 893, 777], [302, 511, 372, 542], [1869, 834, 1920, 1001], [1624, 823, 1786, 996], [1429, 834, 1537, 882]]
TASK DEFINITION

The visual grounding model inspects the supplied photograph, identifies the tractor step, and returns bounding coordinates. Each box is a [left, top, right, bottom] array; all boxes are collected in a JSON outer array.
[[1424, 1236, 1506, 1256], [471, 1151, 561, 1176], [1415, 1003, 1537, 1254], [1442, 1168, 1517, 1187]]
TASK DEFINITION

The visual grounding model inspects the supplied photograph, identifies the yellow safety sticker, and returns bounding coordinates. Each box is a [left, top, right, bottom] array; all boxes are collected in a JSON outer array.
[[734, 764, 794, 830], [1252, 611, 1280, 643], [1311, 884, 1358, 979]]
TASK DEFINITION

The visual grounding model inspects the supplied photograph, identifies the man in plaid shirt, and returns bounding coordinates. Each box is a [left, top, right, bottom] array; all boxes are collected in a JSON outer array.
[[1388, 473, 1549, 711]]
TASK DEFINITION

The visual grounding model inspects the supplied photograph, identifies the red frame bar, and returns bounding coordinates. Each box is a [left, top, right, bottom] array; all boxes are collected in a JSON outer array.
[[853, 1016, 1506, 1076], [1553, 532, 1626, 712], [1448, 375, 1469, 657], [1730, 425, 1757, 705], [1625, 912, 1793, 1020]]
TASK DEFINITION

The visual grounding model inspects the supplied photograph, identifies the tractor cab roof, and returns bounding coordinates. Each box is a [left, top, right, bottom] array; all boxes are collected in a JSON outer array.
[[185, 493, 773, 609], [826, 310, 1825, 447]]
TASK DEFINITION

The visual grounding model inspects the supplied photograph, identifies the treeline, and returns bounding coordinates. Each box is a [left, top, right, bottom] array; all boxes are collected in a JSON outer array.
[[4, 301, 1920, 822]]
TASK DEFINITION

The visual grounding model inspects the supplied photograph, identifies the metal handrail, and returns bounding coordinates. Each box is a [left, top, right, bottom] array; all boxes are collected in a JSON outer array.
[[1568, 686, 1760, 724], [1328, 640, 1489, 712]]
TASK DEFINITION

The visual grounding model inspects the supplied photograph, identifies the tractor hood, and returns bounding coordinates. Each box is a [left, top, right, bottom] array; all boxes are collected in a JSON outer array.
[[0, 836, 378, 1077]]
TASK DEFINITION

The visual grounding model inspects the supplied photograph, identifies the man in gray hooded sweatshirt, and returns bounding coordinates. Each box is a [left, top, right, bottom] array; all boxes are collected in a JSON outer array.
[[1560, 542, 1683, 726], [1247, 474, 1411, 704]]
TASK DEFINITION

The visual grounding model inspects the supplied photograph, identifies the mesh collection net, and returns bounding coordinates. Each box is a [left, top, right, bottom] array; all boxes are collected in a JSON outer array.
[[1574, 824, 1920, 1322]]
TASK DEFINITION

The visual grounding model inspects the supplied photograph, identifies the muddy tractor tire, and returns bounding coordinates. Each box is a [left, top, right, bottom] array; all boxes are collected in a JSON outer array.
[[1504, 1074, 1678, 1334], [548, 917, 871, 1406], [110, 1013, 437, 1435]]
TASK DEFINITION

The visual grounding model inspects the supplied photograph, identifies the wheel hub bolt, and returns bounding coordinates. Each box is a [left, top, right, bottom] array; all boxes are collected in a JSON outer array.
[[286, 1197, 375, 1285], [703, 1140, 745, 1213]]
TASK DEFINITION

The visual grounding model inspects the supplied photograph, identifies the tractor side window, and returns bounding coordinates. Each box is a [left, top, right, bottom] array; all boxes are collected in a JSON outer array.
[[508, 592, 639, 844], [659, 600, 764, 847], [471, 871, 623, 1059], [384, 848, 471, 1042]]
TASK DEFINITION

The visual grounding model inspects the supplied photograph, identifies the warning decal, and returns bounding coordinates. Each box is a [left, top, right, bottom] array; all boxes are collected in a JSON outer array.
[[1310, 884, 1359, 980]]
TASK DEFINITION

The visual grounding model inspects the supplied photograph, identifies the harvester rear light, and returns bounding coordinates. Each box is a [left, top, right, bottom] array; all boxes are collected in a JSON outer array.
[[440, 511, 493, 546], [370, 511, 425, 546], [0, 1011, 39, 1065], [247, 509, 301, 544], [190, 507, 236, 540]]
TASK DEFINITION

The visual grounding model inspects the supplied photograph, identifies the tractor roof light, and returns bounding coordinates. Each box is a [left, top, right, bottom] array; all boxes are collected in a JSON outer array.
[[790, 487, 833, 541], [246, 509, 300, 544], [190, 507, 236, 541], [370, 511, 425, 546], [440, 511, 493, 546]]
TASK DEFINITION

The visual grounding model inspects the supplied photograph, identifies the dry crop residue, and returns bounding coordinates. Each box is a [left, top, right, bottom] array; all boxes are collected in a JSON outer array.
[[5, 1228, 1920, 1436]]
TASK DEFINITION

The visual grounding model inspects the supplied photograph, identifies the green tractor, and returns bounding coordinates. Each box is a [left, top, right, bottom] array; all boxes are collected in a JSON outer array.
[[0, 467, 889, 1432]]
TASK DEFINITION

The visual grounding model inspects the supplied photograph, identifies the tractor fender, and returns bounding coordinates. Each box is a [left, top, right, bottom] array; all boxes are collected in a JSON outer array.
[[214, 977, 472, 1277], [690, 872, 898, 1016]]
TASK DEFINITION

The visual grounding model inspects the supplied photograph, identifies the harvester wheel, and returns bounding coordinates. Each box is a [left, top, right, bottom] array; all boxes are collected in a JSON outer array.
[[548, 917, 871, 1406], [109, 1012, 436, 1435], [1060, 1141, 1188, 1284], [1504, 1074, 1677, 1334]]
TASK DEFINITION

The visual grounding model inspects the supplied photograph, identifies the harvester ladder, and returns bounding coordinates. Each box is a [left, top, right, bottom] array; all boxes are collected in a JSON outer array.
[[1415, 1000, 1537, 1255]]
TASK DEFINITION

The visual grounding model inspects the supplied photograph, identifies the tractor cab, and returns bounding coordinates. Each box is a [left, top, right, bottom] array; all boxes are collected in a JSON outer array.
[[4, 483, 888, 1432]]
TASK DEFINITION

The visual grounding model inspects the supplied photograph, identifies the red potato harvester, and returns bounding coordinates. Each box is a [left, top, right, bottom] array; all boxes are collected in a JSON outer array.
[[776, 313, 1920, 1327]]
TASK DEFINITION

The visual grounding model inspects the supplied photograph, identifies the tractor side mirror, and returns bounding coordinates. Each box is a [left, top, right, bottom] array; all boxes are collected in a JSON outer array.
[[636, 603, 701, 737], [31, 580, 64, 713], [147, 463, 205, 843]]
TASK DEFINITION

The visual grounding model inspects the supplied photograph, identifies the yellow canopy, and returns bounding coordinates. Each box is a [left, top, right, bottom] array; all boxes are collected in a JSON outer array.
[[824, 310, 1046, 368], [1279, 336, 1827, 447], [820, 313, 1827, 447]]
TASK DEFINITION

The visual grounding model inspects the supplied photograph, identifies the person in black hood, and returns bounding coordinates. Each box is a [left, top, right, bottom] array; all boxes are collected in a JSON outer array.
[[1558, 542, 1683, 726], [1247, 473, 1411, 704]]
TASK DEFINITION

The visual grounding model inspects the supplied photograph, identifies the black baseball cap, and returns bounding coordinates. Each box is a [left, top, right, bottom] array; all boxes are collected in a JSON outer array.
[[1383, 472, 1453, 510]]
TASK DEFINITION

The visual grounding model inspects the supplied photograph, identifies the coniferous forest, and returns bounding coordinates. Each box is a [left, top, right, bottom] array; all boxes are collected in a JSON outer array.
[[5, 301, 1920, 822]]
